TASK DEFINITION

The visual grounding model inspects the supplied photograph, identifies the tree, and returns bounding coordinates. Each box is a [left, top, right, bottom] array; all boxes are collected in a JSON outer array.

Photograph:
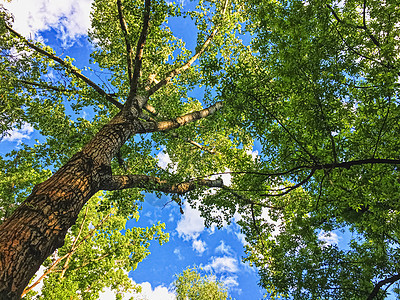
[[4, 0, 400, 298], [215, 0, 400, 299], [174, 267, 230, 300], [0, 0, 248, 298]]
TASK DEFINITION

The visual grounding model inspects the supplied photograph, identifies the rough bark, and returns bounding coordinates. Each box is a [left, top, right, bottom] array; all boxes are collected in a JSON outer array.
[[0, 109, 139, 299]]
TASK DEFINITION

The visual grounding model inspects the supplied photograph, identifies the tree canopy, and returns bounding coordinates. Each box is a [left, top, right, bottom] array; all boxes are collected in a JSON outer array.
[[174, 267, 230, 300], [1, 0, 400, 299]]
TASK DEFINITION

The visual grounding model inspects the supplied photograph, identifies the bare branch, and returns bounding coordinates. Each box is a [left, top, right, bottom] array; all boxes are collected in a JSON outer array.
[[327, 4, 381, 47], [126, 0, 151, 106], [372, 96, 391, 158], [60, 205, 89, 278], [100, 174, 223, 194], [21, 254, 67, 297], [16, 79, 74, 94], [5, 24, 123, 109], [315, 158, 400, 170], [236, 86, 317, 163], [147, 28, 218, 96], [138, 101, 224, 133], [326, 4, 364, 29], [221, 186, 283, 210], [117, 0, 135, 84]]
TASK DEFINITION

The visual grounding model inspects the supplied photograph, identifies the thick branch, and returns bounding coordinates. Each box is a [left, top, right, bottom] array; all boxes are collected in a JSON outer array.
[[367, 274, 400, 300], [126, 0, 151, 106], [139, 101, 224, 133], [117, 0, 135, 84], [21, 210, 110, 296], [100, 174, 223, 194], [5, 24, 122, 109]]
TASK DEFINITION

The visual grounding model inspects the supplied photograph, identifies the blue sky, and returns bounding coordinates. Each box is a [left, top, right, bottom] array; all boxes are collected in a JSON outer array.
[[0, 0, 268, 299]]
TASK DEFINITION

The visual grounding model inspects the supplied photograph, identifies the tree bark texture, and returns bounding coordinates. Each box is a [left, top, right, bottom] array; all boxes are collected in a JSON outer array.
[[0, 110, 138, 299]]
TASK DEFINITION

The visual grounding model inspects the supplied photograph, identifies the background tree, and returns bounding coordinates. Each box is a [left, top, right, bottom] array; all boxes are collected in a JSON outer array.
[[0, 0, 249, 298], [213, 0, 400, 299], [174, 267, 230, 300]]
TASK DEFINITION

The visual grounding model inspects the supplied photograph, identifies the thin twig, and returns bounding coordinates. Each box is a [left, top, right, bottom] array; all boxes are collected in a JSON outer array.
[[60, 205, 90, 278], [261, 169, 316, 197], [372, 96, 391, 158]]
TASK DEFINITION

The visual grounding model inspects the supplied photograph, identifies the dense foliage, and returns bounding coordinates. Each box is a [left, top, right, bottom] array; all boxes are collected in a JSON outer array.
[[217, 0, 400, 299]]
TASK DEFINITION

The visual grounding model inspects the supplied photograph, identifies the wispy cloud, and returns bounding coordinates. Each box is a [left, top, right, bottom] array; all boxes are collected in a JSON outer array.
[[203, 256, 239, 274], [215, 240, 233, 255], [221, 275, 239, 288], [173, 248, 184, 260]]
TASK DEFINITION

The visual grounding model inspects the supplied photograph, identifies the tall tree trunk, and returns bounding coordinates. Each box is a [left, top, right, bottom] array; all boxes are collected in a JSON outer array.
[[0, 110, 138, 299]]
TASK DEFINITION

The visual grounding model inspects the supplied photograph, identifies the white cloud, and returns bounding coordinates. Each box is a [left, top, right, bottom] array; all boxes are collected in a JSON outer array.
[[3, 0, 93, 45], [176, 202, 205, 241], [134, 282, 176, 300], [2, 123, 34, 143], [318, 230, 339, 247], [215, 240, 233, 255], [192, 239, 207, 255], [203, 256, 239, 274], [99, 281, 176, 300]]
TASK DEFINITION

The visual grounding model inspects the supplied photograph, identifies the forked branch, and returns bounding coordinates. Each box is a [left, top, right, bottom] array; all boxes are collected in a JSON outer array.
[[147, 0, 230, 96], [5, 24, 123, 109]]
